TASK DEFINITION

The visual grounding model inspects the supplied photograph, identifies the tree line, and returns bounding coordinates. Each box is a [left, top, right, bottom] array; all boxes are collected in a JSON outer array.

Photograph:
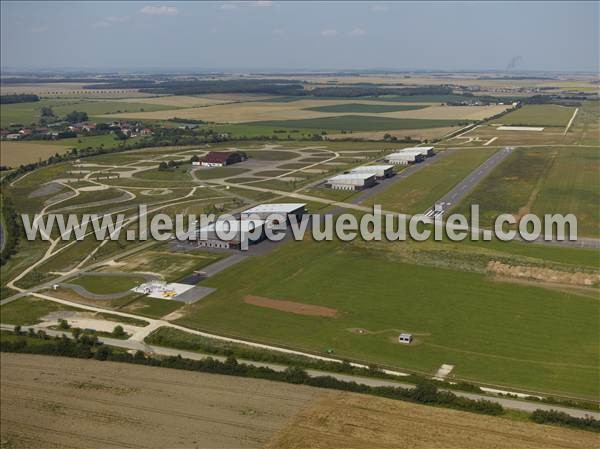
[[0, 94, 40, 104], [3, 329, 599, 432]]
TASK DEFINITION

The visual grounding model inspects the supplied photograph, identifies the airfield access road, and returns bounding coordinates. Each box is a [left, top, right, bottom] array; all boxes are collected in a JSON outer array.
[[2, 323, 598, 420]]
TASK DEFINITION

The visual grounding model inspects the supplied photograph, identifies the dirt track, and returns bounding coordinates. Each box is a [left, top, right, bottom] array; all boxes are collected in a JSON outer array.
[[0, 353, 319, 449]]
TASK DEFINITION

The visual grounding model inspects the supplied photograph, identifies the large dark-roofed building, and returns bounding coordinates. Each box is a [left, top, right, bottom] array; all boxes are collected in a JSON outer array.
[[201, 151, 245, 167]]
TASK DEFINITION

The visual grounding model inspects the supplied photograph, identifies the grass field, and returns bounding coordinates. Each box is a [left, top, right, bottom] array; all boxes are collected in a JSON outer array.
[[304, 103, 427, 113], [531, 148, 599, 237], [176, 239, 599, 398], [568, 100, 600, 146], [0, 296, 77, 325], [247, 116, 466, 132], [70, 274, 146, 294], [112, 248, 222, 282], [366, 148, 497, 214], [499, 105, 576, 128], [122, 297, 183, 318], [454, 147, 599, 236]]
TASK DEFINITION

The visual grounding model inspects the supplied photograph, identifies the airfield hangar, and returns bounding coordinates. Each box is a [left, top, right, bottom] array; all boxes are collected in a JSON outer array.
[[326, 173, 376, 191]]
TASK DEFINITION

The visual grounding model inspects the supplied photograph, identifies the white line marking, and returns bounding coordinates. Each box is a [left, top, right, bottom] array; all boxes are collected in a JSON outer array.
[[483, 136, 498, 146], [564, 107, 579, 135]]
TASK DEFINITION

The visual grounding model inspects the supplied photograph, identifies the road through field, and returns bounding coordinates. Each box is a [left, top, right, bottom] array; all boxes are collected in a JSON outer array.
[[1, 324, 598, 419]]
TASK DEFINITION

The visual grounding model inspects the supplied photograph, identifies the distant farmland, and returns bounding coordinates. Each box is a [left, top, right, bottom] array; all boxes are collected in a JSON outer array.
[[0, 141, 71, 167], [246, 115, 465, 131], [500, 104, 576, 127], [303, 103, 426, 113], [0, 98, 174, 127]]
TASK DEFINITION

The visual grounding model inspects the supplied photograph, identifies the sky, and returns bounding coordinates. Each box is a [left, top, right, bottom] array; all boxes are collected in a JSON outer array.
[[1, 1, 598, 73]]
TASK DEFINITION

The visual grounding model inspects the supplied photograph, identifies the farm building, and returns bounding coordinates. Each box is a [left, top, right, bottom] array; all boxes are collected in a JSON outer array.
[[326, 173, 376, 191], [241, 203, 306, 223], [195, 218, 266, 250], [201, 151, 246, 167], [350, 165, 394, 179]]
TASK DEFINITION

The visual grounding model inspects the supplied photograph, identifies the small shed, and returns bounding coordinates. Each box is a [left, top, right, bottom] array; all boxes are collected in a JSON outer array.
[[398, 333, 413, 344]]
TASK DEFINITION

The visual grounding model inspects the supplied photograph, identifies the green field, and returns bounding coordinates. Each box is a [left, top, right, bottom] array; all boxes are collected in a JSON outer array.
[[247, 115, 465, 132], [0, 296, 77, 325], [454, 147, 599, 236], [500, 105, 575, 128], [0, 98, 174, 127], [531, 148, 600, 237], [304, 103, 427, 113], [49, 134, 143, 151], [113, 248, 222, 282], [366, 148, 497, 214], [123, 297, 182, 319], [71, 274, 146, 294], [176, 239, 599, 399]]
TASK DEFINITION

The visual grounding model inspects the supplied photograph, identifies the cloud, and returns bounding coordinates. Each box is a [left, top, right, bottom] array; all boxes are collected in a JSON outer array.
[[30, 26, 48, 33], [106, 16, 130, 23], [349, 27, 366, 37], [272, 28, 285, 36], [140, 5, 178, 16], [370, 4, 389, 12], [321, 29, 338, 37], [220, 1, 273, 10], [94, 16, 129, 28]]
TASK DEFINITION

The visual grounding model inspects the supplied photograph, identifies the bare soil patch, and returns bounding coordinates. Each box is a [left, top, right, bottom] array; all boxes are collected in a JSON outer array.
[[487, 261, 600, 287], [244, 295, 338, 317]]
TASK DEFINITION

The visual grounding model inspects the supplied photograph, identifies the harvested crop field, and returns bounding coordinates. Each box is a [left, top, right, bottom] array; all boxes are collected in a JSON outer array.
[[244, 295, 338, 317], [0, 353, 319, 449], [0, 141, 72, 168], [103, 99, 508, 123], [265, 391, 598, 449]]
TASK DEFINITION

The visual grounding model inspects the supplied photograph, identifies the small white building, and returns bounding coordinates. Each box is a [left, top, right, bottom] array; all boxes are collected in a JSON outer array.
[[398, 333, 413, 344], [326, 173, 376, 191], [350, 165, 395, 179]]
